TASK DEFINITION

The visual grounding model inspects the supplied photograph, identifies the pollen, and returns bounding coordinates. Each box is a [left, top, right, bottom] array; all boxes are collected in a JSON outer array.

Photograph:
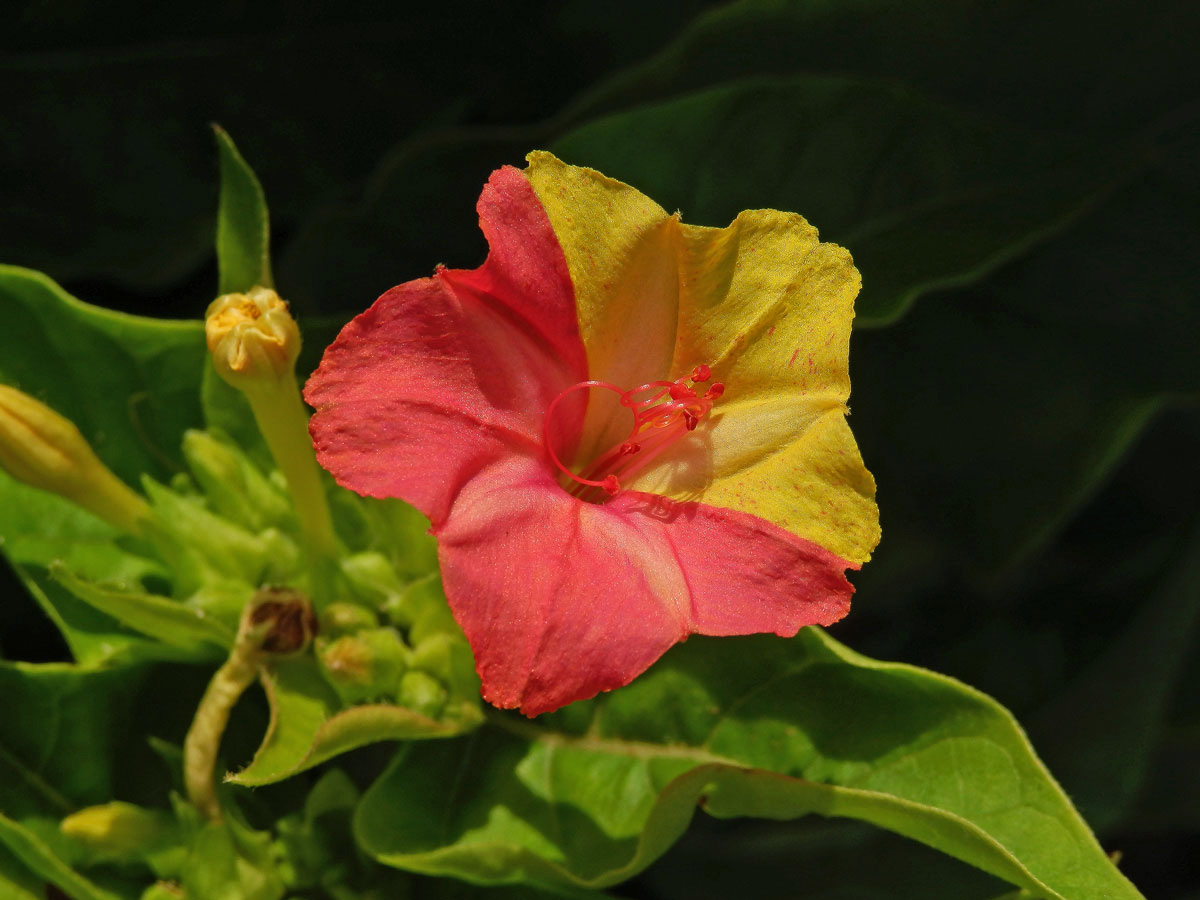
[[543, 365, 724, 502]]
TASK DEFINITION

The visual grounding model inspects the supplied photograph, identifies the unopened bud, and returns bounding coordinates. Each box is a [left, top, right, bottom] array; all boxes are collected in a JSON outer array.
[[397, 669, 447, 719], [61, 802, 174, 861], [205, 287, 300, 388], [318, 626, 409, 705], [319, 601, 379, 637], [0, 384, 149, 533], [181, 428, 291, 531], [411, 632, 480, 701]]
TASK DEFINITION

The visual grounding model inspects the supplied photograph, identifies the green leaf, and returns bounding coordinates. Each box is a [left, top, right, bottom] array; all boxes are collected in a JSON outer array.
[[50, 564, 232, 657], [550, 75, 1132, 326], [568, 0, 1199, 137], [0, 840, 43, 900], [213, 125, 273, 295], [0, 813, 126, 900], [228, 659, 481, 787], [5, 567, 189, 668], [177, 815, 284, 900], [850, 173, 1200, 572], [0, 662, 155, 818], [1027, 517, 1200, 830], [355, 628, 1140, 899], [0, 267, 206, 657], [0, 267, 205, 484]]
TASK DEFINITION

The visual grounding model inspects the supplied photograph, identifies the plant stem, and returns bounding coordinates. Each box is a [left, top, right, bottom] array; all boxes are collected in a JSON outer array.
[[245, 376, 339, 591], [182, 627, 261, 823]]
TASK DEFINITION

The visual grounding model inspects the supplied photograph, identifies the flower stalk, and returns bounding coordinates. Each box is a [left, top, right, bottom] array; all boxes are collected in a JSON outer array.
[[183, 589, 315, 821], [205, 288, 338, 578]]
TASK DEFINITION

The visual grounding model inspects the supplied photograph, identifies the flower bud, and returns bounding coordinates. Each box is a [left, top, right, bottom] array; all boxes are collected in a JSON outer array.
[[205, 287, 300, 388], [410, 632, 480, 701], [181, 428, 291, 531], [61, 802, 175, 861], [341, 551, 404, 607], [396, 669, 447, 719], [0, 384, 149, 533], [319, 601, 379, 638], [318, 626, 409, 705]]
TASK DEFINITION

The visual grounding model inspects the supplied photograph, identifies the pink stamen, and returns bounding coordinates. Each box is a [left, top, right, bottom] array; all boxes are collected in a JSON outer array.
[[543, 365, 725, 502]]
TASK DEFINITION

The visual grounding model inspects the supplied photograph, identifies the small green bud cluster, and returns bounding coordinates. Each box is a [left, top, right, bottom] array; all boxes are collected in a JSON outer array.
[[314, 581, 479, 721]]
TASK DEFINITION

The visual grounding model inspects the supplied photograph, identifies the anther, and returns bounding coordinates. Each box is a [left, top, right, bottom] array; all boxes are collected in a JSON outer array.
[[543, 363, 724, 502], [669, 382, 696, 401]]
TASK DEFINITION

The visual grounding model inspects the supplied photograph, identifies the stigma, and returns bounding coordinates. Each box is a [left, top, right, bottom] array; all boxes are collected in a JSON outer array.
[[544, 364, 724, 502]]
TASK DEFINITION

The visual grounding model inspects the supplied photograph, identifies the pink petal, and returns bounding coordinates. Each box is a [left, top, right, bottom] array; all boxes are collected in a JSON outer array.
[[304, 166, 587, 523], [436, 455, 856, 717]]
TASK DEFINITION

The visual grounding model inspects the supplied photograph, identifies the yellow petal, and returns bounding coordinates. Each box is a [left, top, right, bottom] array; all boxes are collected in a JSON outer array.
[[525, 151, 680, 462], [525, 153, 879, 564]]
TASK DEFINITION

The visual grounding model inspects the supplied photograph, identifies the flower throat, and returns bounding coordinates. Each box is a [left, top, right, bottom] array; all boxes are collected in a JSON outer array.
[[544, 365, 724, 503]]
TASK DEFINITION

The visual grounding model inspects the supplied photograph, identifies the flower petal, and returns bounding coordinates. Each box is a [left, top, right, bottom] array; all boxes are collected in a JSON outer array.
[[436, 455, 855, 716], [647, 211, 878, 565], [525, 151, 681, 462], [305, 166, 587, 523], [526, 154, 878, 565]]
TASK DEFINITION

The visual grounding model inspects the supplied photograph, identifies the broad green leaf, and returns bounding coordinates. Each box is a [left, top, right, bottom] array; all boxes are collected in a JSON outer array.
[[50, 564, 232, 657], [567, 0, 1199, 137], [0, 662, 155, 818], [636, 818, 1014, 900], [0, 814, 126, 900], [281, 75, 1130, 327], [0, 266, 205, 484], [0, 840, 42, 899], [214, 126, 273, 295], [849, 174, 1200, 572], [1027, 517, 1200, 830], [0, 267, 206, 658], [356, 628, 1140, 899], [549, 75, 1133, 325], [228, 659, 481, 787], [9, 571, 198, 668]]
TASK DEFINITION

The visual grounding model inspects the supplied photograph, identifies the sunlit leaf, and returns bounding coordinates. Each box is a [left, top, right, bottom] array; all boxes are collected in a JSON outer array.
[[228, 660, 480, 787], [356, 628, 1139, 899]]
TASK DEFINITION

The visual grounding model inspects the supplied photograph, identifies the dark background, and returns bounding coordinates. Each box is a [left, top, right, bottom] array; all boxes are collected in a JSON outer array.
[[2, 1, 1198, 897]]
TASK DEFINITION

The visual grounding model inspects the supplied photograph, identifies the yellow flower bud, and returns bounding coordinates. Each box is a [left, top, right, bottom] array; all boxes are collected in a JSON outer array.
[[0, 384, 149, 533], [61, 802, 174, 860], [205, 286, 300, 387]]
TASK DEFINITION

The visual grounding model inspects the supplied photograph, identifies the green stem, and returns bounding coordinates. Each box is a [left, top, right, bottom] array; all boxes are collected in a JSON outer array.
[[76, 474, 151, 535], [245, 374, 338, 587], [182, 629, 261, 822]]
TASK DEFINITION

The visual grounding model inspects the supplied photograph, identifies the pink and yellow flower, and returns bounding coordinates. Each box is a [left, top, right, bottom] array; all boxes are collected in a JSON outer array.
[[305, 153, 879, 716]]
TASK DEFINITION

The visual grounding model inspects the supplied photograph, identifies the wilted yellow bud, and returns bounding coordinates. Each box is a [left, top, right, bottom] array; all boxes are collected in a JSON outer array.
[[0, 385, 149, 533], [205, 286, 300, 387], [203, 287, 337, 569]]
